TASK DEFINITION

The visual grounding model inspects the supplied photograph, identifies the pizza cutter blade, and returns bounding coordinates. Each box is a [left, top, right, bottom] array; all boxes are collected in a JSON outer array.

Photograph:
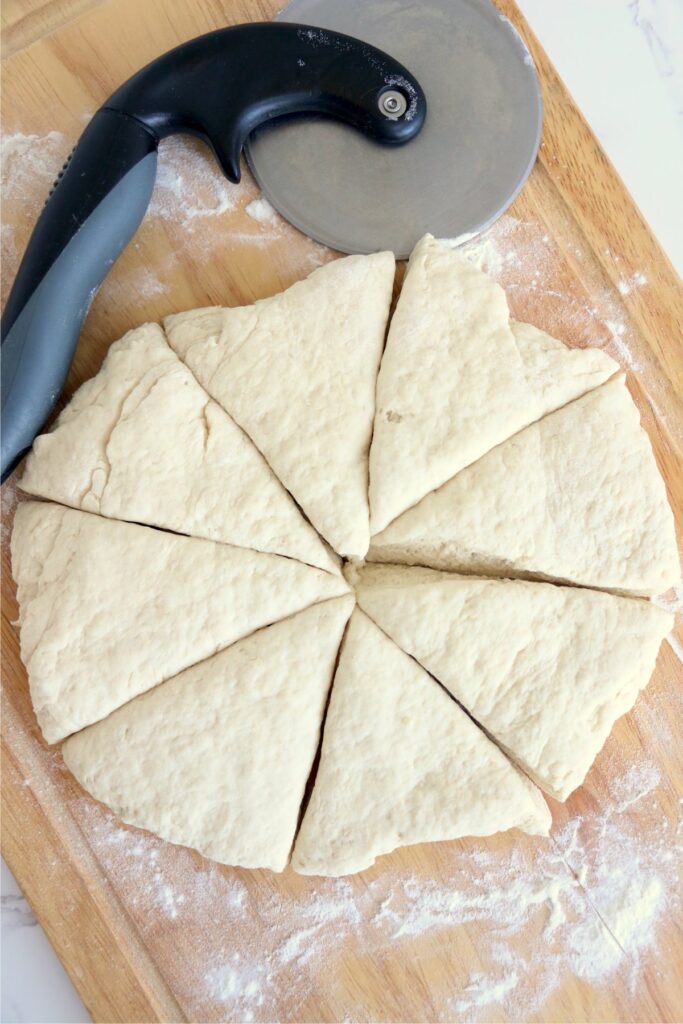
[[246, 0, 542, 258]]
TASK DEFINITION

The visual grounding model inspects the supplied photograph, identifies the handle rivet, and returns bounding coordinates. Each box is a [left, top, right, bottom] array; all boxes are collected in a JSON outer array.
[[379, 90, 407, 119]]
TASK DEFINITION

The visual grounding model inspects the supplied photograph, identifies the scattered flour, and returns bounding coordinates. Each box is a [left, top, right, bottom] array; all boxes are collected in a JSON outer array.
[[149, 136, 240, 228], [0, 128, 321, 284], [245, 197, 278, 225], [617, 271, 648, 295], [452, 968, 519, 1014], [140, 135, 336, 276], [0, 130, 67, 197], [68, 743, 679, 1023], [1, 131, 69, 296], [611, 760, 662, 812], [133, 266, 167, 298], [205, 955, 270, 1021], [605, 318, 644, 371], [146, 138, 290, 253]]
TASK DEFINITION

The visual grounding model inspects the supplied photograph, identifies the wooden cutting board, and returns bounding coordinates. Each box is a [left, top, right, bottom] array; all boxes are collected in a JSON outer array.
[[2, 2, 682, 1021]]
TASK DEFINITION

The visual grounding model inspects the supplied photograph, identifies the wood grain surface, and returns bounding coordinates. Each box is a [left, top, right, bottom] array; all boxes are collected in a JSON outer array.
[[1, 2, 682, 1022]]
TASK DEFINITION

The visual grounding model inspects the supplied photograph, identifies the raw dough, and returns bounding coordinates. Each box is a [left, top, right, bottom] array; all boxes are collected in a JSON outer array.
[[63, 596, 354, 871], [9, 241, 674, 875], [11, 502, 349, 743], [20, 323, 338, 574], [368, 235, 617, 533], [351, 563, 673, 800], [165, 252, 395, 559], [369, 376, 679, 597], [291, 609, 551, 876], [510, 319, 616, 408]]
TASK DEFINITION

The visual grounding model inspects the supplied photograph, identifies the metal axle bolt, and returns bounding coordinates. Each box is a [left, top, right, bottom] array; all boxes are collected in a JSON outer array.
[[379, 89, 407, 118]]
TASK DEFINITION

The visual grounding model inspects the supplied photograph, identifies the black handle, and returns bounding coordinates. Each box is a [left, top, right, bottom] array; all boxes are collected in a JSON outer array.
[[1, 21, 425, 480], [106, 22, 425, 179]]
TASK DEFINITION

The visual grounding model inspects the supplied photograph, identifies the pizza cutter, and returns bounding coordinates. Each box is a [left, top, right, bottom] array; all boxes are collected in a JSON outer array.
[[1, 0, 541, 481], [248, 0, 542, 257]]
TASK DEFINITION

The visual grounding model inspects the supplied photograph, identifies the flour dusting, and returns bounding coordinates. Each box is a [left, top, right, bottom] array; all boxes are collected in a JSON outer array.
[[245, 197, 278, 225], [133, 266, 167, 298], [1, 131, 69, 292], [149, 136, 240, 229], [205, 955, 270, 1021], [617, 271, 648, 295], [610, 760, 662, 811], [0, 130, 67, 197], [0, 128, 323, 292], [70, 739, 680, 1023], [452, 968, 520, 1014]]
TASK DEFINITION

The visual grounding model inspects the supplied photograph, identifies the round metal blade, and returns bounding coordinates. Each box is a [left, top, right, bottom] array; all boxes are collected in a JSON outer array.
[[245, 0, 542, 258]]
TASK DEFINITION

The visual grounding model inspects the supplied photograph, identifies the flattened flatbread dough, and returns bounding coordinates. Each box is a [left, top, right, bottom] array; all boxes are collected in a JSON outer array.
[[352, 563, 673, 801], [11, 502, 349, 743], [369, 376, 679, 597], [369, 235, 617, 532], [165, 252, 395, 558], [20, 324, 337, 574], [291, 610, 550, 876], [63, 596, 354, 871]]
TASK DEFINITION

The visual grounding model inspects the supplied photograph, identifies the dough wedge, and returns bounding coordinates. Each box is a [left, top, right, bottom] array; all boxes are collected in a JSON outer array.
[[165, 252, 395, 559], [352, 563, 673, 801], [63, 597, 354, 871], [20, 323, 338, 574], [368, 234, 617, 533], [292, 610, 550, 876], [11, 502, 349, 743], [369, 376, 679, 597]]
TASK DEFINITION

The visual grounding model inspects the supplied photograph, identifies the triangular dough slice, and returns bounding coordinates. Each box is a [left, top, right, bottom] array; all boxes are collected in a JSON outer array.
[[291, 610, 550, 876], [369, 376, 679, 597], [368, 234, 617, 532], [511, 319, 616, 410], [165, 252, 395, 558], [11, 502, 349, 743], [20, 323, 338, 575], [352, 563, 673, 801], [62, 596, 354, 871]]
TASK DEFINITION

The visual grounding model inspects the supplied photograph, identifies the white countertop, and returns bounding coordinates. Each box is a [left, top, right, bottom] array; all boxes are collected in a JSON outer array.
[[2, 1, 681, 1021]]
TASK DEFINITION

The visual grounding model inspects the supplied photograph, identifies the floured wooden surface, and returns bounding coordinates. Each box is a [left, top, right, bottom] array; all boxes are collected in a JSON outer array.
[[1, 0, 682, 1021], [2, 647, 682, 1023]]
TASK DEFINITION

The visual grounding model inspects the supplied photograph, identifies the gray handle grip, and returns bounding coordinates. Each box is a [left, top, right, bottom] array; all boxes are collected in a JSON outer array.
[[1, 152, 157, 479]]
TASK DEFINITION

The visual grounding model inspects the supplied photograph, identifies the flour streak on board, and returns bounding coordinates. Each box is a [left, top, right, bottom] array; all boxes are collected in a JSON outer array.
[[0, 130, 332, 310], [68, 735, 680, 1024]]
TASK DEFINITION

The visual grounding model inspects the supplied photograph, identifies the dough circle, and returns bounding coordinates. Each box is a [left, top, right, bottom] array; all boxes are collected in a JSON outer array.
[[12, 235, 677, 875]]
